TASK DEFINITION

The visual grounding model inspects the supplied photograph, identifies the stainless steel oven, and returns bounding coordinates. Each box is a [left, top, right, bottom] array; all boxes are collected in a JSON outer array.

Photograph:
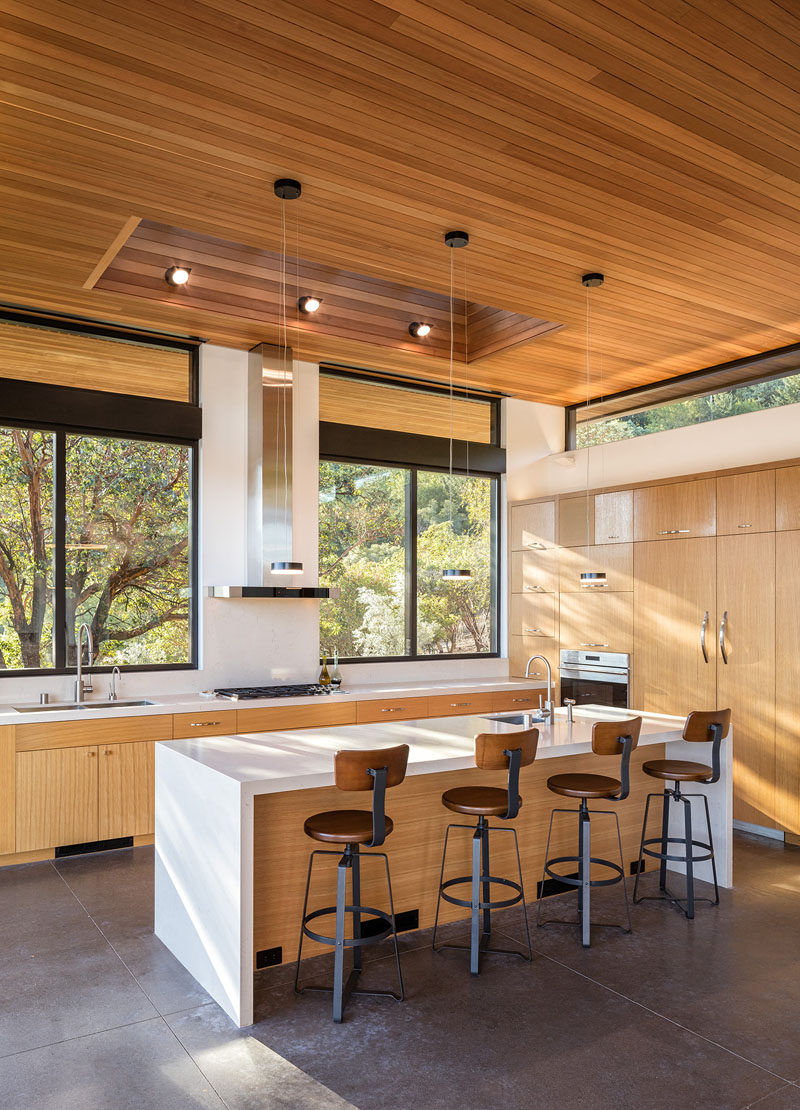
[[559, 650, 630, 709]]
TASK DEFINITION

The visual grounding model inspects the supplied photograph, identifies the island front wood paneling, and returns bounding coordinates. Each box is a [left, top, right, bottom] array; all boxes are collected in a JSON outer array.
[[0, 727, 14, 855], [252, 744, 665, 966], [15, 714, 173, 753]]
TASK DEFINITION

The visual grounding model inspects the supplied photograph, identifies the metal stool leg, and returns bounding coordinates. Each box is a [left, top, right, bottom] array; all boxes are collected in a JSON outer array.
[[332, 849, 350, 1023], [683, 796, 695, 920], [511, 826, 533, 961], [613, 811, 632, 934], [659, 788, 670, 892], [351, 844, 362, 974], [579, 801, 591, 948], [379, 851, 404, 1002], [481, 818, 491, 941], [432, 824, 454, 950], [294, 850, 316, 993], [470, 823, 481, 975], [702, 793, 720, 906], [536, 808, 558, 929], [633, 792, 654, 904]]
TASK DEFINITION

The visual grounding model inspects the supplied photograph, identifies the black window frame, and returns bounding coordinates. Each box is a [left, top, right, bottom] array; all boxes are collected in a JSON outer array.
[[318, 371, 505, 664], [0, 307, 201, 678]]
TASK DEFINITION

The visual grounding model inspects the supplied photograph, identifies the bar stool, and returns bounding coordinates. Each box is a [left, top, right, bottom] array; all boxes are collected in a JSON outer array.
[[633, 708, 730, 919], [294, 743, 409, 1023], [537, 717, 642, 948], [432, 728, 538, 975]]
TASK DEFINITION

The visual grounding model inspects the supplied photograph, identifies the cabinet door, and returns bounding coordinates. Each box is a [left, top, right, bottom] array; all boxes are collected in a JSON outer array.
[[510, 548, 557, 594], [634, 479, 716, 541], [98, 741, 155, 840], [510, 501, 555, 551], [594, 490, 633, 544], [717, 471, 775, 535], [776, 466, 800, 531], [717, 533, 776, 828], [510, 593, 556, 638], [16, 746, 98, 852], [0, 726, 13, 855], [632, 539, 716, 715], [776, 531, 800, 834], [558, 497, 593, 548], [558, 544, 633, 593], [559, 592, 632, 653], [508, 638, 558, 694], [355, 697, 430, 724]]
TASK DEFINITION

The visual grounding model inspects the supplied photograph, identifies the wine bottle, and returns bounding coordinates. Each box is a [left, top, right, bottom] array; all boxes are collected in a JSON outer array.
[[330, 648, 342, 689], [319, 654, 331, 687]]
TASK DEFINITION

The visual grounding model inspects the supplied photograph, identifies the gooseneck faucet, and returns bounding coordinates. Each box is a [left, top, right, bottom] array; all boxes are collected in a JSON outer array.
[[109, 666, 121, 702], [525, 654, 554, 722], [75, 623, 94, 703]]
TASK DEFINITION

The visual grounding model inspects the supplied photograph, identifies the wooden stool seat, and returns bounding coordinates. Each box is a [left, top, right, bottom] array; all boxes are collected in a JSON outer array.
[[304, 810, 395, 844], [442, 786, 520, 817], [642, 759, 712, 783], [546, 772, 621, 799]]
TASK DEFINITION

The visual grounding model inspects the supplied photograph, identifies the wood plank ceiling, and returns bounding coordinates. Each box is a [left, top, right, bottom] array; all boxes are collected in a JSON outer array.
[[1, 0, 800, 405]]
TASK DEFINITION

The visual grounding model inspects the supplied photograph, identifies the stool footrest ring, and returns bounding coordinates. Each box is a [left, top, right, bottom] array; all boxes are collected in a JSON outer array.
[[438, 873, 523, 912], [301, 904, 393, 948], [641, 835, 713, 865], [544, 854, 624, 889]]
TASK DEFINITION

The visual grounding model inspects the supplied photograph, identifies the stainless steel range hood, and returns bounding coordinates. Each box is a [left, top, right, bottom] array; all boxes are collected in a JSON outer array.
[[208, 343, 336, 600]]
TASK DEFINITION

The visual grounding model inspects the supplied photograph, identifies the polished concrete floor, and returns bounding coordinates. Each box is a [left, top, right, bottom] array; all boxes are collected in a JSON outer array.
[[0, 832, 799, 1109]]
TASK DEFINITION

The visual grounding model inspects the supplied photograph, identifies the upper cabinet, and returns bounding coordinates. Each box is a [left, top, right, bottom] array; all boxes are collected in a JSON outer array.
[[776, 466, 800, 531], [558, 496, 593, 548], [717, 470, 775, 535], [558, 543, 633, 592], [510, 501, 555, 551], [511, 549, 558, 594], [634, 478, 716, 541], [594, 490, 633, 544]]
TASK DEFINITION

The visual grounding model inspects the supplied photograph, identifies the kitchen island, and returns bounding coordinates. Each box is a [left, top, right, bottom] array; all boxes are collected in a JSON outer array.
[[154, 707, 732, 1026]]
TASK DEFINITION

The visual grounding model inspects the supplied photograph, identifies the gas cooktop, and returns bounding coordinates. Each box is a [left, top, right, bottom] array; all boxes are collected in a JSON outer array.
[[214, 683, 333, 700]]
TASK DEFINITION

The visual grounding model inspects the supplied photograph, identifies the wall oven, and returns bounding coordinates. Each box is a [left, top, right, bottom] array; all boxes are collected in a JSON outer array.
[[559, 650, 630, 709]]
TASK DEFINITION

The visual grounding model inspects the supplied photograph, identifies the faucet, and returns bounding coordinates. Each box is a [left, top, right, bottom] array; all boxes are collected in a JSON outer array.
[[525, 655, 554, 722], [109, 666, 121, 702], [75, 623, 94, 703], [563, 697, 576, 724]]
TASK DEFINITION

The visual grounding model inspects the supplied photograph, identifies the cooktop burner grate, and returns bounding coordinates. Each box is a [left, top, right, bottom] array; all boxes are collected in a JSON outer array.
[[214, 683, 332, 700]]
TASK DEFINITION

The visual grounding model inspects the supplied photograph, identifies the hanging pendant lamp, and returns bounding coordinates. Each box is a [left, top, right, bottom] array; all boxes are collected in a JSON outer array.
[[442, 230, 472, 582], [580, 272, 607, 588], [270, 178, 303, 576]]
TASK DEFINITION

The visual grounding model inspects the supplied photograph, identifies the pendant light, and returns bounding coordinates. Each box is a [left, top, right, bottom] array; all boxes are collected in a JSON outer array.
[[580, 272, 607, 589], [270, 178, 303, 576], [442, 230, 471, 581]]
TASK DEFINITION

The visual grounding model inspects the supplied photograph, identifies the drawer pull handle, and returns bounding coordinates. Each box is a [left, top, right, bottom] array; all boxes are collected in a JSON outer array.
[[607, 534, 619, 539], [189, 721, 222, 727], [526, 542, 546, 550], [737, 523, 752, 528], [88, 750, 96, 757], [103, 749, 112, 756], [524, 627, 544, 634], [511, 698, 531, 703], [524, 585, 544, 591], [657, 528, 691, 535], [450, 702, 470, 707], [381, 707, 405, 713], [579, 642, 609, 647]]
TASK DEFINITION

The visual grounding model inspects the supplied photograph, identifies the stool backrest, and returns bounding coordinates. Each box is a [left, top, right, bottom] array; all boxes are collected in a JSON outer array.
[[683, 708, 730, 784], [333, 743, 409, 848], [592, 717, 642, 800], [475, 728, 539, 820]]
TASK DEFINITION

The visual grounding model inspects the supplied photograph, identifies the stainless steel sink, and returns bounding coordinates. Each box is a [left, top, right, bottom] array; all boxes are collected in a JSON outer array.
[[12, 699, 155, 713], [82, 699, 155, 709], [480, 712, 548, 726]]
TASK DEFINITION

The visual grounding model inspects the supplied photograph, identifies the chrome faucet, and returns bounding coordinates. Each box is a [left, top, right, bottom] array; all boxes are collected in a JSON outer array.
[[564, 697, 576, 724], [525, 654, 554, 722], [75, 623, 94, 703], [109, 666, 121, 702]]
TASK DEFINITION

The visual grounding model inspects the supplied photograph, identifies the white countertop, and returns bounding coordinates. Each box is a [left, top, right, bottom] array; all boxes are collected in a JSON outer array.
[[0, 677, 544, 727], [158, 706, 685, 797]]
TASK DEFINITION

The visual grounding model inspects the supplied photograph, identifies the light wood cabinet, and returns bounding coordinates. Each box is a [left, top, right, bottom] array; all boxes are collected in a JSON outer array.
[[717, 470, 775, 535], [491, 689, 542, 712], [510, 501, 555, 551], [98, 741, 155, 840], [776, 530, 800, 835], [16, 746, 99, 853], [717, 533, 776, 828], [559, 591, 633, 653], [776, 466, 800, 531], [510, 593, 556, 638], [427, 693, 494, 717], [632, 539, 716, 716], [355, 697, 430, 724], [511, 548, 557, 594], [558, 543, 632, 593], [0, 727, 15, 855], [236, 701, 357, 733], [558, 496, 593, 548], [594, 490, 633, 544], [509, 637, 558, 690], [15, 713, 173, 752], [634, 478, 716, 541]]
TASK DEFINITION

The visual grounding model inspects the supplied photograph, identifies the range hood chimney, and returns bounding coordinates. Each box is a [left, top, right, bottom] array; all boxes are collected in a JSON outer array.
[[208, 344, 334, 599]]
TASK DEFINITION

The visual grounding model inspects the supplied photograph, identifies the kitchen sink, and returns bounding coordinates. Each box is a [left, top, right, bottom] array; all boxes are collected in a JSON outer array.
[[82, 699, 156, 709], [12, 699, 155, 713], [480, 712, 548, 726]]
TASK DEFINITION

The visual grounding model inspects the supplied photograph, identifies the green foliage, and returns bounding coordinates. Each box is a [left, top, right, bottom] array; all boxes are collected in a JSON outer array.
[[577, 372, 800, 448]]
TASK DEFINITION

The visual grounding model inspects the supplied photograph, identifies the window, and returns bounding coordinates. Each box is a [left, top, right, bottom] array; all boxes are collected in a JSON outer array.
[[319, 461, 498, 661], [575, 370, 800, 449], [0, 425, 195, 672]]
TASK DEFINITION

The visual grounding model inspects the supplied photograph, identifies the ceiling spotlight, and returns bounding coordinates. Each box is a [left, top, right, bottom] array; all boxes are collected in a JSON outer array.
[[271, 561, 304, 575], [298, 296, 321, 314], [165, 266, 191, 286], [409, 322, 432, 338]]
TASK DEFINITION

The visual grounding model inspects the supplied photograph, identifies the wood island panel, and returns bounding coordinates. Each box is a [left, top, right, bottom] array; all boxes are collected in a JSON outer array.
[[252, 743, 665, 966]]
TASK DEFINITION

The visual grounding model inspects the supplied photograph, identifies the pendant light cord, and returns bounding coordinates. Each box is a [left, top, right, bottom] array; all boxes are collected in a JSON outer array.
[[463, 250, 469, 481], [281, 197, 289, 555], [449, 245, 454, 546], [585, 282, 591, 551]]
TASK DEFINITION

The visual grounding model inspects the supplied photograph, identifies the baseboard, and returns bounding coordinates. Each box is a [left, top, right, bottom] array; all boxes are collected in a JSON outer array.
[[733, 819, 784, 842]]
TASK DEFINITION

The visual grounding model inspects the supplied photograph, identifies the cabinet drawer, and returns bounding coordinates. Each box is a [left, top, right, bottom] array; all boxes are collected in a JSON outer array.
[[634, 479, 716, 540], [510, 593, 556, 638], [558, 544, 632, 593], [559, 592, 633, 653], [491, 690, 541, 712], [355, 697, 429, 724], [511, 549, 557, 594], [236, 701, 357, 733], [15, 714, 173, 753], [426, 693, 494, 717], [510, 502, 555, 551], [172, 711, 236, 739], [594, 490, 633, 544]]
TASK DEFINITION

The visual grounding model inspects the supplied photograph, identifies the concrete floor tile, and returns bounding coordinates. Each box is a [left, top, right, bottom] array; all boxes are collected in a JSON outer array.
[[0, 860, 97, 958]]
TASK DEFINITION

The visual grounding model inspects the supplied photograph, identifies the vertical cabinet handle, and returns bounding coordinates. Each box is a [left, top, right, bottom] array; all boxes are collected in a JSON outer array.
[[719, 611, 728, 664], [700, 610, 709, 663]]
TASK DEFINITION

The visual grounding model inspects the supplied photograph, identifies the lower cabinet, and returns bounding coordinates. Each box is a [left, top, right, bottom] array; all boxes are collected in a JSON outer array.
[[98, 741, 155, 840]]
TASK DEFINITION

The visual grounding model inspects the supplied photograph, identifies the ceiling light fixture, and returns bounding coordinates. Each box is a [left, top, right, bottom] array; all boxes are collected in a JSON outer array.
[[408, 321, 432, 338], [580, 271, 607, 589], [270, 177, 303, 576], [442, 229, 472, 582], [298, 296, 321, 314], [165, 266, 191, 286]]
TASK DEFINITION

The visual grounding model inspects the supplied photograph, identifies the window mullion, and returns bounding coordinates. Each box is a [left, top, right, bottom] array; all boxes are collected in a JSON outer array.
[[53, 432, 66, 670], [407, 468, 417, 657]]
